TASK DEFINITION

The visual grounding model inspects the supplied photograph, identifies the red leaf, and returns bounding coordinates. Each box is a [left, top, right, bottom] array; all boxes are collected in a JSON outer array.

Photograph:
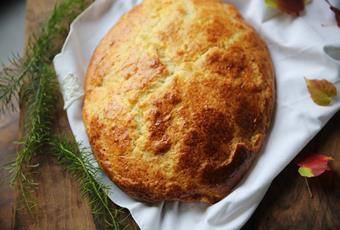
[[297, 154, 334, 177], [330, 6, 340, 27], [325, 0, 340, 27], [277, 0, 305, 16]]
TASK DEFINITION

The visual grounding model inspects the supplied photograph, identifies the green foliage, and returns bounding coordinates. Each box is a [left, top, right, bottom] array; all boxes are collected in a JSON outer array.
[[7, 65, 58, 211], [0, 0, 87, 113], [1, 0, 127, 228], [51, 137, 126, 230], [3, 0, 90, 212]]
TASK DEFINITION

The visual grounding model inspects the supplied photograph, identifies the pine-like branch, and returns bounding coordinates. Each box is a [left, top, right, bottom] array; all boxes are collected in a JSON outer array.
[[0, 0, 88, 113], [5, 0, 91, 211], [3, 0, 129, 228], [7, 65, 58, 211], [51, 137, 126, 230]]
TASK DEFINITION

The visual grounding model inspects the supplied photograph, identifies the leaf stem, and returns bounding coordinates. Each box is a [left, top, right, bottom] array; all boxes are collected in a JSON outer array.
[[304, 177, 313, 198]]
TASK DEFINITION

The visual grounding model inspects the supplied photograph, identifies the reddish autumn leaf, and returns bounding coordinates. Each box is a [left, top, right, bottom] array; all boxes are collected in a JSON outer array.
[[298, 154, 334, 177], [325, 0, 340, 27], [305, 78, 337, 106], [265, 0, 306, 16]]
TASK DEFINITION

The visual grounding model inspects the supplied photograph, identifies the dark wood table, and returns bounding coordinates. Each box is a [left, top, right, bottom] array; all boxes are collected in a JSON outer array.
[[0, 0, 339, 229]]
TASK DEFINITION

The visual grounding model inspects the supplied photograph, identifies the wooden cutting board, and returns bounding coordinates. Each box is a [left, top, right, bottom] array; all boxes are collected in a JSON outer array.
[[0, 0, 339, 229]]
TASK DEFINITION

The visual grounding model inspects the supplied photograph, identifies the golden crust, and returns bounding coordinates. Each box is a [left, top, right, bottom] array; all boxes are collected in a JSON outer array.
[[83, 0, 275, 204]]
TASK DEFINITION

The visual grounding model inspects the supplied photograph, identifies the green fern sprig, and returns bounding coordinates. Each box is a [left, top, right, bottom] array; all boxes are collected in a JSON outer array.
[[7, 65, 58, 211], [0, 58, 26, 113], [4, 0, 90, 211], [0, 0, 88, 113], [2, 0, 128, 228], [51, 137, 125, 230]]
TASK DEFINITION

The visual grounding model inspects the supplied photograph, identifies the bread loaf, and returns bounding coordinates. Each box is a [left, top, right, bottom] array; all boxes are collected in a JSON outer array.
[[83, 0, 275, 204]]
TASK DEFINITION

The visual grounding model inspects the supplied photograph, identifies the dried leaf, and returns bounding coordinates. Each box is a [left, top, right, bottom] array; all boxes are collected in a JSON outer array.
[[325, 0, 340, 27], [331, 7, 340, 27], [298, 154, 333, 177], [305, 78, 337, 106], [265, 0, 306, 16], [265, 0, 278, 8]]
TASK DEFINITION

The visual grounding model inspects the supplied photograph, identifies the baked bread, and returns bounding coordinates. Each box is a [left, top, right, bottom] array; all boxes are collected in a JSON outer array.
[[83, 0, 275, 204]]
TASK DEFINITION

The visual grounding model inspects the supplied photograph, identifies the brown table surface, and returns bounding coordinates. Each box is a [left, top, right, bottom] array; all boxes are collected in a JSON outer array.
[[0, 0, 339, 229]]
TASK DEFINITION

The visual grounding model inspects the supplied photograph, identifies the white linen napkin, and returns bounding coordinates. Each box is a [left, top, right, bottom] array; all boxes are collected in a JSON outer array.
[[53, 0, 340, 229]]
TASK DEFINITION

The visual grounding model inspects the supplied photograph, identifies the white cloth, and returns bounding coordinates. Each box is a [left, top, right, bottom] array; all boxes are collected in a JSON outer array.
[[53, 0, 340, 229]]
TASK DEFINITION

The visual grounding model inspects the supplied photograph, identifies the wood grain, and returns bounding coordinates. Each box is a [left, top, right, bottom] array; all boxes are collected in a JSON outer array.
[[0, 113, 19, 230], [243, 112, 340, 229], [0, 0, 339, 229], [14, 0, 96, 229]]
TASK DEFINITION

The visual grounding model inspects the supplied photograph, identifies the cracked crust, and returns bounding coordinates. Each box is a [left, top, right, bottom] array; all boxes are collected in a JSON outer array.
[[83, 0, 275, 204]]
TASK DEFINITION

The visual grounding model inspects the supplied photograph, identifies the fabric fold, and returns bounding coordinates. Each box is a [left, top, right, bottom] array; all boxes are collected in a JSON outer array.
[[53, 0, 340, 229]]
